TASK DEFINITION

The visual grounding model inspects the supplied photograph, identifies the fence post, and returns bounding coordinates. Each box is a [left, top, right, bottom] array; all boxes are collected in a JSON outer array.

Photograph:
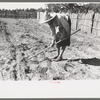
[[91, 12, 95, 33], [76, 13, 79, 30]]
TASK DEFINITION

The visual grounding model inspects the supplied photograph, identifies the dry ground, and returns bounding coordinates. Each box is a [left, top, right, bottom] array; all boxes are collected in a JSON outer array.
[[0, 18, 100, 80]]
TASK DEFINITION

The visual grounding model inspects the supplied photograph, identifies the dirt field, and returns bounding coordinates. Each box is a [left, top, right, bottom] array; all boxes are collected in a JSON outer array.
[[0, 18, 100, 80]]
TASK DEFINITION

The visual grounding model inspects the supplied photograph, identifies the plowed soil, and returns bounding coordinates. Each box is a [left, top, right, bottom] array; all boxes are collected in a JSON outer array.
[[0, 18, 100, 80]]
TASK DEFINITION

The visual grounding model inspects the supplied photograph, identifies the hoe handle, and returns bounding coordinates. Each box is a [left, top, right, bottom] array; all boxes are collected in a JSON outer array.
[[28, 29, 81, 59]]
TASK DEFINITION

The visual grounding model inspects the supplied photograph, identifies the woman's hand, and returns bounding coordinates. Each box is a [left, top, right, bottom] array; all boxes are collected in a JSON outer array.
[[50, 42, 55, 47], [50, 39, 55, 47]]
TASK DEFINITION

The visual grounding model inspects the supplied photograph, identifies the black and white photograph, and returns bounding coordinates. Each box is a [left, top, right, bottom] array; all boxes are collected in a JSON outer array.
[[0, 2, 100, 81], [0, 1, 100, 98]]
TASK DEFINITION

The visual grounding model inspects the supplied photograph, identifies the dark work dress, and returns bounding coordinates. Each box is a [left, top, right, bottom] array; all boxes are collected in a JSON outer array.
[[55, 25, 70, 47]]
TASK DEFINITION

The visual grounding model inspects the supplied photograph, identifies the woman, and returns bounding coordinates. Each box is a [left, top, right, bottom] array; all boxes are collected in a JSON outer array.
[[39, 11, 71, 61]]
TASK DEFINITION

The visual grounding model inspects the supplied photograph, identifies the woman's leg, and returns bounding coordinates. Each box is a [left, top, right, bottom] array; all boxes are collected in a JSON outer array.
[[53, 44, 60, 59], [56, 46, 66, 61]]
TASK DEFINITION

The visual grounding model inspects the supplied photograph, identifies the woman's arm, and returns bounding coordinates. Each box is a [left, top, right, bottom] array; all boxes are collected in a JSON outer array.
[[49, 25, 56, 47]]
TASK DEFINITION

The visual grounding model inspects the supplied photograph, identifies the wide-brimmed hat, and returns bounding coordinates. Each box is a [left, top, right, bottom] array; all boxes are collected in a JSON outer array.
[[39, 11, 56, 24]]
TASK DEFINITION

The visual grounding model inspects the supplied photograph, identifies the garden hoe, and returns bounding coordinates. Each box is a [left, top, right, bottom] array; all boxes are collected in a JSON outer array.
[[28, 29, 81, 60]]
